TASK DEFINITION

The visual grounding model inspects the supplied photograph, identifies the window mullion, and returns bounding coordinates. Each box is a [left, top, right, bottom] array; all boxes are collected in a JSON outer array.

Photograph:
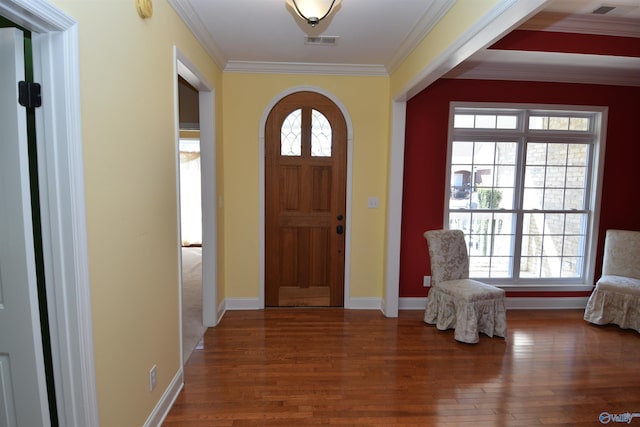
[[512, 135, 527, 280]]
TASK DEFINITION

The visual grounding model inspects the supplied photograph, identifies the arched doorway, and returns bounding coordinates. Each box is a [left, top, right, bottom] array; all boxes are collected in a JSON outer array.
[[264, 91, 347, 307]]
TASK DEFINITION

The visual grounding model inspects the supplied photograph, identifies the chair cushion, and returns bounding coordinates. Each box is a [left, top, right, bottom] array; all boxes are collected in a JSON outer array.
[[596, 275, 640, 297], [601, 230, 640, 280], [438, 279, 505, 302]]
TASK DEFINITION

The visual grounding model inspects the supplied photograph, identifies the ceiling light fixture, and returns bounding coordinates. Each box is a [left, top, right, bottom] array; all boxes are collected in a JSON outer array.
[[289, 0, 339, 27]]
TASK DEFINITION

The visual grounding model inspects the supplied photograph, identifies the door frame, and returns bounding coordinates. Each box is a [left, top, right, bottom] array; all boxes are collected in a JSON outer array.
[[259, 86, 353, 308], [0, 0, 99, 425], [174, 47, 219, 365]]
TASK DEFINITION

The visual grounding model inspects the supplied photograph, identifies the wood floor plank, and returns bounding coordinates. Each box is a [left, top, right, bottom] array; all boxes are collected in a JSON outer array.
[[163, 309, 640, 426]]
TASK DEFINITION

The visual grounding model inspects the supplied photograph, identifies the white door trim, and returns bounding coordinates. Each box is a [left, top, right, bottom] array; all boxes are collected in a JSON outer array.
[[174, 47, 218, 367], [0, 0, 99, 425], [258, 86, 354, 308], [382, 100, 406, 317]]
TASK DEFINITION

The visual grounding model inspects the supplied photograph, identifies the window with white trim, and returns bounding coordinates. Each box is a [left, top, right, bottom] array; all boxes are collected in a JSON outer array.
[[446, 104, 605, 286]]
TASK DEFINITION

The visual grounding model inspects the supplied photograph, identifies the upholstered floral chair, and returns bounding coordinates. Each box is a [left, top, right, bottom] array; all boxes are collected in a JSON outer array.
[[584, 229, 640, 332], [423, 229, 507, 343]]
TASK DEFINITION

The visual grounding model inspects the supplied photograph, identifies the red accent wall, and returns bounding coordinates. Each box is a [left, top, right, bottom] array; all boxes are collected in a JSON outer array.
[[400, 78, 640, 297]]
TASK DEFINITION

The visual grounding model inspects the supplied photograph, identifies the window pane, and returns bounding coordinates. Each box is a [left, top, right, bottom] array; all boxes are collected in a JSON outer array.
[[496, 115, 518, 129], [449, 212, 472, 234], [496, 188, 514, 209], [454, 114, 475, 128], [565, 213, 586, 235], [563, 235, 582, 257], [545, 166, 566, 188], [548, 117, 569, 130], [564, 189, 585, 210], [474, 142, 495, 163], [477, 187, 503, 209], [468, 212, 493, 257], [524, 166, 545, 188], [523, 188, 543, 210], [547, 144, 567, 165], [520, 256, 541, 277], [470, 256, 491, 277], [488, 257, 512, 278], [540, 257, 562, 277], [450, 166, 472, 206], [530, 115, 590, 132], [496, 142, 517, 164], [476, 115, 496, 128], [543, 189, 564, 210], [492, 235, 513, 256], [568, 144, 588, 166], [493, 165, 511, 186], [522, 213, 544, 258], [451, 141, 473, 163], [526, 143, 547, 165], [569, 117, 590, 131], [566, 166, 586, 188], [562, 257, 581, 277], [281, 109, 302, 156], [529, 116, 546, 130], [311, 109, 332, 157]]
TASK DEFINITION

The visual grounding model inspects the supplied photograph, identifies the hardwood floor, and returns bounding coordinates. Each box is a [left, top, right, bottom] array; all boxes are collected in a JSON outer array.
[[164, 309, 640, 426]]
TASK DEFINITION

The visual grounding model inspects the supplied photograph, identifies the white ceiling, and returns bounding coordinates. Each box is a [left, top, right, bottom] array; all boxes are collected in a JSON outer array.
[[169, 0, 640, 87], [170, 0, 453, 74]]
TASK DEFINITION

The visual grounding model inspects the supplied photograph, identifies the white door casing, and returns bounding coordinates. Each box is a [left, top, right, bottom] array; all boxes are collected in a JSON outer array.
[[0, 27, 51, 427], [0, 1, 99, 425]]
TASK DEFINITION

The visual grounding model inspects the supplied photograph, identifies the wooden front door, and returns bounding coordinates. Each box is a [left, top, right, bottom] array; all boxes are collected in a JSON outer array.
[[265, 92, 347, 307]]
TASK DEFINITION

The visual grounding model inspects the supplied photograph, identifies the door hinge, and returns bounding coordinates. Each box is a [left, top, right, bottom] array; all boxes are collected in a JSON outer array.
[[18, 81, 42, 108]]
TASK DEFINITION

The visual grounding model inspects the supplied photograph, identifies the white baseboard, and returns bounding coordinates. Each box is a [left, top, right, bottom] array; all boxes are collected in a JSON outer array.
[[223, 297, 384, 310], [220, 296, 587, 316], [399, 297, 427, 310], [215, 300, 226, 324], [398, 296, 588, 310], [347, 297, 382, 309], [143, 368, 184, 427], [506, 297, 588, 309], [224, 297, 261, 310]]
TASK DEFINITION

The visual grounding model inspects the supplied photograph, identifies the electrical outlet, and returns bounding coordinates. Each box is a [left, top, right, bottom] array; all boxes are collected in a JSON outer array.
[[423, 276, 431, 287], [149, 364, 157, 391]]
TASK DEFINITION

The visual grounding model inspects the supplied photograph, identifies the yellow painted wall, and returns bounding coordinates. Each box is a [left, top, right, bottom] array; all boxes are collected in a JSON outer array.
[[222, 73, 390, 300], [49, 0, 222, 425], [391, 0, 500, 96]]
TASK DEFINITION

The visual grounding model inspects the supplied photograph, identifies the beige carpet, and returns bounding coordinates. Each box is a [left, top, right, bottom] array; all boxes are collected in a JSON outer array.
[[182, 247, 206, 362]]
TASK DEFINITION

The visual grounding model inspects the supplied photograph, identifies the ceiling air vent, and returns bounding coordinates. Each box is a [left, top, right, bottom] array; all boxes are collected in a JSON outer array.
[[304, 35, 339, 46], [592, 5, 616, 14]]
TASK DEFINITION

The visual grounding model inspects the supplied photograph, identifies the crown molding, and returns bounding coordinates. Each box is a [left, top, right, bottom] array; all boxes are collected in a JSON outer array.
[[385, 0, 455, 74], [0, 0, 75, 31], [224, 60, 388, 76], [445, 49, 640, 87], [167, 0, 227, 70], [521, 11, 640, 38]]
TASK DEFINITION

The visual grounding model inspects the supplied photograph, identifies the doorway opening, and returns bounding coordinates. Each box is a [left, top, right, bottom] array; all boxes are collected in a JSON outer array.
[[177, 77, 205, 362], [174, 48, 218, 367]]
